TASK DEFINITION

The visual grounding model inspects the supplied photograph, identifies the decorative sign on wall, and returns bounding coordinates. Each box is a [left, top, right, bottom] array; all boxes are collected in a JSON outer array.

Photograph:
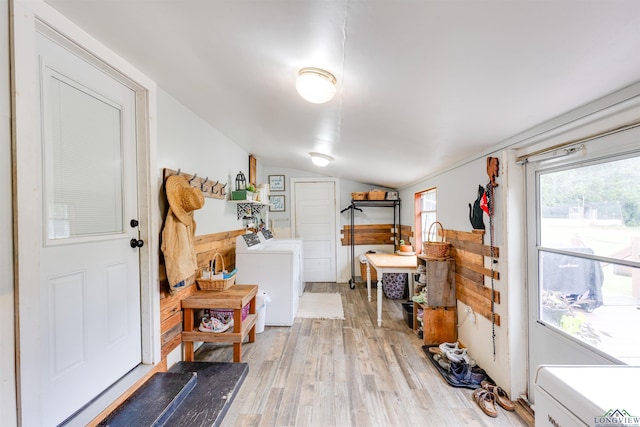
[[269, 175, 285, 191], [269, 195, 285, 212]]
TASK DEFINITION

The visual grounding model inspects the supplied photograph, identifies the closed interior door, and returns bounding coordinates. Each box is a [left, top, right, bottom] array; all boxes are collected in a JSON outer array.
[[293, 181, 337, 282], [30, 29, 142, 425]]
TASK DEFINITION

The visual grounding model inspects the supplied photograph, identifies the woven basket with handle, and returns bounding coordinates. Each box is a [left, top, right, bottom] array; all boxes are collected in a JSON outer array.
[[423, 221, 451, 259], [196, 252, 235, 291]]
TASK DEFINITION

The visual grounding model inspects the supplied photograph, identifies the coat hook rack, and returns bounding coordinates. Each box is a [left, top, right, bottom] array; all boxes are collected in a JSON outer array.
[[163, 168, 226, 200]]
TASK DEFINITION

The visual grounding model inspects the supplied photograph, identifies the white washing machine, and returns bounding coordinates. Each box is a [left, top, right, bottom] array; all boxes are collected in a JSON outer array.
[[235, 233, 302, 326], [535, 365, 640, 427], [259, 229, 305, 294]]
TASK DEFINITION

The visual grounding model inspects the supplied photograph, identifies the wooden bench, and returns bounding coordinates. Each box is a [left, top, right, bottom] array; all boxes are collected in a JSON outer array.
[[181, 285, 258, 362]]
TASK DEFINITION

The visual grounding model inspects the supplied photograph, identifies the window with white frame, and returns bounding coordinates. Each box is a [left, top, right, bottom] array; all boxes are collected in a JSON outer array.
[[535, 152, 640, 362], [415, 188, 437, 253]]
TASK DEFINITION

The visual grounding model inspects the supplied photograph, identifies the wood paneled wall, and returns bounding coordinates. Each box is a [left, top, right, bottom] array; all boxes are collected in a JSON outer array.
[[444, 229, 501, 326], [159, 229, 246, 359], [340, 224, 413, 246]]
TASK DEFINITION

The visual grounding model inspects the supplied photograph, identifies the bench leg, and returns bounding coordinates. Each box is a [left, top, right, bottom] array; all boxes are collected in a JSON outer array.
[[183, 307, 195, 361]]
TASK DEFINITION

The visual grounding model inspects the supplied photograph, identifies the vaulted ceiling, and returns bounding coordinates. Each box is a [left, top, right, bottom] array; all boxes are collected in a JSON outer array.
[[45, 0, 640, 188]]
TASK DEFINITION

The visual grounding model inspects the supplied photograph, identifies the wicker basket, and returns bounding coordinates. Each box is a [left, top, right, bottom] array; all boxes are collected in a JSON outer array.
[[352, 192, 367, 200], [423, 221, 451, 259], [368, 190, 386, 200], [196, 252, 236, 291]]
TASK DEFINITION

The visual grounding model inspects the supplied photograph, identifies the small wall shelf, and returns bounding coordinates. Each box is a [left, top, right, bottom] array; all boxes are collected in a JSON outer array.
[[228, 200, 270, 220]]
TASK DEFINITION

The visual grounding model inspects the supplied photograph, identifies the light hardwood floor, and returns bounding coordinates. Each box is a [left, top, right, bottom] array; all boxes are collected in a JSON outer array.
[[195, 282, 529, 427]]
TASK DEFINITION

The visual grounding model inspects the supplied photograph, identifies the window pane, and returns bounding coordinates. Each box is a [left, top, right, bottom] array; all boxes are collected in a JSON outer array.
[[539, 156, 640, 257], [421, 191, 436, 211], [422, 212, 436, 242], [540, 250, 640, 361], [418, 189, 437, 243], [538, 153, 640, 363], [45, 77, 124, 240]]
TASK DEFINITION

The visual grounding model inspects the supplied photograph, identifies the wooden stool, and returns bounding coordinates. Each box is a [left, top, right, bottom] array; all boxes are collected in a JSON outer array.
[[181, 285, 258, 362]]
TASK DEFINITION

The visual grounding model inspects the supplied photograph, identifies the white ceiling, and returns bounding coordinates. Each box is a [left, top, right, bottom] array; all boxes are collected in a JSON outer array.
[[44, 0, 640, 188]]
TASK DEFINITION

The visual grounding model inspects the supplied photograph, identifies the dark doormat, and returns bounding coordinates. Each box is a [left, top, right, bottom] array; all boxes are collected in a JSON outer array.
[[422, 345, 493, 390]]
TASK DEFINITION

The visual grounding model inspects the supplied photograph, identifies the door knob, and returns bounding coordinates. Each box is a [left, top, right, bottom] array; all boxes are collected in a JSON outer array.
[[130, 238, 144, 248], [130, 219, 139, 227]]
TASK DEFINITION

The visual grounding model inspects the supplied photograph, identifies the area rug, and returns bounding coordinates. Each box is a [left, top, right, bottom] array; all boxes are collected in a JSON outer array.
[[422, 345, 492, 390], [296, 292, 345, 320]]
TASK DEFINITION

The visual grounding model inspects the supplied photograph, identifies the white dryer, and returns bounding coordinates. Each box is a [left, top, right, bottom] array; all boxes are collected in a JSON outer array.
[[535, 365, 640, 427], [259, 229, 305, 294], [235, 233, 302, 326]]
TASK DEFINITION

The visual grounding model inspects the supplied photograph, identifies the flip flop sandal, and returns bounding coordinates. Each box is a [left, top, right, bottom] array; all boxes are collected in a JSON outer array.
[[472, 389, 498, 418], [481, 381, 515, 411]]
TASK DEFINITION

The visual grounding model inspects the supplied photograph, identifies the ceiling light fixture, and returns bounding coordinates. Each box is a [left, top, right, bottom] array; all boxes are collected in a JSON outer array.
[[310, 152, 333, 167], [296, 67, 336, 104]]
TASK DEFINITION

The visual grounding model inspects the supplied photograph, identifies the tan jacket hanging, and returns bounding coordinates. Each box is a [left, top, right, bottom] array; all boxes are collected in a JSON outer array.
[[161, 175, 204, 293]]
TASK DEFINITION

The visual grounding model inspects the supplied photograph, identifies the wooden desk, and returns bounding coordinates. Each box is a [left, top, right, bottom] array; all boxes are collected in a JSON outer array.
[[181, 285, 258, 362], [365, 253, 417, 327]]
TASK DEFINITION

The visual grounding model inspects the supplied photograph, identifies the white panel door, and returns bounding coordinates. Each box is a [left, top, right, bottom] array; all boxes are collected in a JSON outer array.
[[31, 30, 142, 425], [294, 181, 337, 282]]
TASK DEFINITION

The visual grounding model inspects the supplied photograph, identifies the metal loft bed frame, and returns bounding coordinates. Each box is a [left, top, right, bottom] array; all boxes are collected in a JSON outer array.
[[341, 199, 401, 289]]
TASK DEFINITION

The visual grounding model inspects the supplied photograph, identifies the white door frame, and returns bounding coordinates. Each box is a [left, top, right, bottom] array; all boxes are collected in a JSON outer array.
[[290, 177, 340, 282], [11, 2, 159, 424]]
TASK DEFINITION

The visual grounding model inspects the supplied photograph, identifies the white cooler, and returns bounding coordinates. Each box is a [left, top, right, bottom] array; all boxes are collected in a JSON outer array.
[[535, 365, 640, 427]]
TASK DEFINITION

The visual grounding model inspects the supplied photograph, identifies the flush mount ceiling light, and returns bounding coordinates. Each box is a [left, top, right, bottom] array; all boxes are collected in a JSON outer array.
[[310, 152, 333, 167], [296, 67, 336, 104]]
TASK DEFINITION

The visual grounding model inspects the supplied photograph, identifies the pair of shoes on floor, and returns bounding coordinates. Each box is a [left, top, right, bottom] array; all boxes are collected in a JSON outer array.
[[449, 361, 487, 385], [433, 351, 485, 386], [198, 316, 231, 333], [439, 342, 476, 366], [480, 380, 515, 411], [472, 381, 515, 417], [472, 389, 498, 417]]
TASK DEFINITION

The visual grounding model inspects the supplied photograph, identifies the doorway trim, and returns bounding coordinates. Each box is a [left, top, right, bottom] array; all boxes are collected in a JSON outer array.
[[11, 1, 159, 424]]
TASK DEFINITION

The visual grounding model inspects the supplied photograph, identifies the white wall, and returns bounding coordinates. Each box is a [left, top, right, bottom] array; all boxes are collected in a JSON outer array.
[[156, 88, 250, 235], [0, 0, 17, 425], [396, 81, 640, 401], [259, 165, 396, 282], [399, 154, 515, 394]]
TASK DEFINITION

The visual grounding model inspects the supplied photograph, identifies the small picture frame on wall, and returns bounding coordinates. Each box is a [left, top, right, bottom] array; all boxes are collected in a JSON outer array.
[[269, 195, 285, 212], [269, 175, 285, 191]]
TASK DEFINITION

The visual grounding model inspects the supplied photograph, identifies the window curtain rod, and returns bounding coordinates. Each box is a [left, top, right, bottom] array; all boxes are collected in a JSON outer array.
[[515, 120, 640, 165]]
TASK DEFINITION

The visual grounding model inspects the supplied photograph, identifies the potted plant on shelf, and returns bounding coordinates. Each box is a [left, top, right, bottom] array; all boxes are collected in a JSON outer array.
[[246, 184, 257, 201]]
